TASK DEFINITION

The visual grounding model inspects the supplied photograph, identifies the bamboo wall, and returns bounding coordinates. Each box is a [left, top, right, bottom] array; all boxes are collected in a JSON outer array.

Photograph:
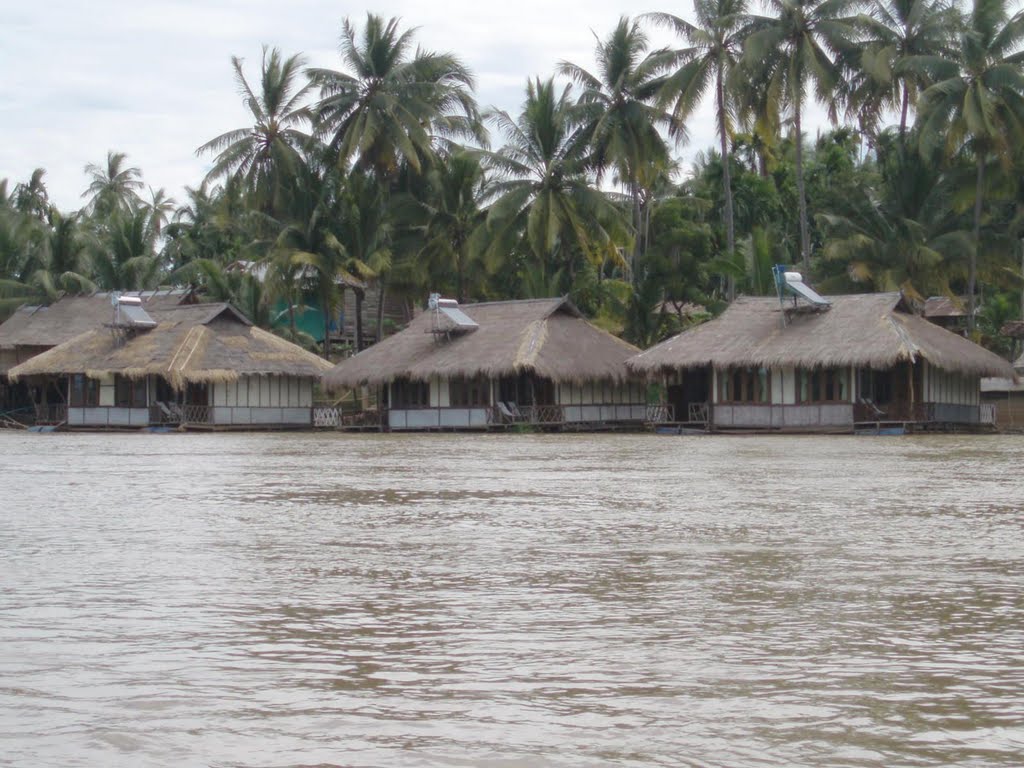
[[213, 375, 313, 408]]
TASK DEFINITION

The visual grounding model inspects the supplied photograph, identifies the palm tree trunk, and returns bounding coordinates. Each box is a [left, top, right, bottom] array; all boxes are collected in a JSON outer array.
[[970, 154, 984, 334], [376, 279, 386, 342], [793, 93, 811, 276], [899, 87, 910, 138], [644, 194, 652, 254], [354, 287, 365, 352], [456, 247, 465, 304], [322, 287, 331, 359], [718, 69, 736, 301], [632, 184, 642, 285]]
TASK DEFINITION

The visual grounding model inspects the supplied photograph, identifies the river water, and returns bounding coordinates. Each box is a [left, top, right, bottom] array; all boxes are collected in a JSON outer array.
[[0, 432, 1022, 767]]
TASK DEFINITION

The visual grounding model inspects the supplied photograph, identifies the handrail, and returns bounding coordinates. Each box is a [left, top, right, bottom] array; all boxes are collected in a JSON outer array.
[[645, 404, 675, 423], [518, 404, 564, 424], [688, 402, 709, 423], [34, 404, 68, 425]]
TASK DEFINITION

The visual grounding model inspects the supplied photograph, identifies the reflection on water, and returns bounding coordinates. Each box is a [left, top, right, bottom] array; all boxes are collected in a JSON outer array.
[[1, 432, 1022, 767]]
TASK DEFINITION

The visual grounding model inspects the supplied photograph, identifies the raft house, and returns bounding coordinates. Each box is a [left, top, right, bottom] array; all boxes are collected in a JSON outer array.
[[627, 268, 1016, 434], [322, 295, 651, 431], [0, 290, 194, 424], [982, 318, 1024, 431], [6, 295, 331, 430]]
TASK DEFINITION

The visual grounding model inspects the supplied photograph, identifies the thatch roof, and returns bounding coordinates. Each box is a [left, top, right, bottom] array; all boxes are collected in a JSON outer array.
[[982, 351, 1024, 393], [8, 303, 332, 388], [0, 290, 192, 349], [923, 296, 967, 319], [324, 297, 641, 388], [628, 293, 1016, 379], [0, 290, 193, 373], [1001, 320, 1024, 339]]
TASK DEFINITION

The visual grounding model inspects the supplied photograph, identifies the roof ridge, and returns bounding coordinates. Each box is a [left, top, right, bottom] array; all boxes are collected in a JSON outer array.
[[461, 297, 564, 308]]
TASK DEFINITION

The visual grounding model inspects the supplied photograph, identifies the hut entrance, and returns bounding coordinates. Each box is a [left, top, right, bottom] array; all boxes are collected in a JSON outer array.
[[859, 366, 913, 420], [153, 378, 208, 406], [498, 374, 555, 406], [186, 382, 209, 406], [667, 367, 709, 423]]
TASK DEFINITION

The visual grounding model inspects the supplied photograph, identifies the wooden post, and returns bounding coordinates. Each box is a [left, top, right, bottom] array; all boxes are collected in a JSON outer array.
[[908, 363, 915, 421]]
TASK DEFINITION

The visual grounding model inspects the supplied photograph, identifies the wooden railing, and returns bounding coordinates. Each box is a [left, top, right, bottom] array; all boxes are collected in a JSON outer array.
[[181, 405, 212, 424], [980, 403, 996, 425], [517, 405, 565, 424], [313, 406, 340, 428], [344, 410, 381, 428], [645, 404, 674, 423], [688, 402, 709, 423], [34, 404, 67, 425], [313, 406, 381, 429], [149, 403, 211, 425]]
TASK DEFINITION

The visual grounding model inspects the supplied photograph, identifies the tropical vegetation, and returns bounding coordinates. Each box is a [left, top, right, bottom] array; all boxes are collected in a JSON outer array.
[[3, 3, 1024, 359]]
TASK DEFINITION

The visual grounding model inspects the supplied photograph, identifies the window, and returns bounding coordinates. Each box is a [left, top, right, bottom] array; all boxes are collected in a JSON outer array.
[[718, 367, 771, 403], [391, 378, 430, 408], [449, 376, 489, 407], [114, 375, 147, 408], [798, 368, 849, 403], [69, 374, 99, 407]]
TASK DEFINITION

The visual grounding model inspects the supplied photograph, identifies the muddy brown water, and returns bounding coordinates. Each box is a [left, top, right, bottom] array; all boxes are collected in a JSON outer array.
[[1, 432, 1022, 767]]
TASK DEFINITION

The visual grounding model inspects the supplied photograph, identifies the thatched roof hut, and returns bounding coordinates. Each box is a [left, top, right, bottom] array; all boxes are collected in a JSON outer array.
[[1001, 320, 1024, 339], [0, 290, 192, 374], [628, 293, 1015, 378], [324, 297, 640, 389], [9, 303, 332, 388]]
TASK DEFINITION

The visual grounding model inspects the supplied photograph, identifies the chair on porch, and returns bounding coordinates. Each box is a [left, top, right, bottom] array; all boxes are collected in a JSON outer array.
[[859, 398, 885, 419]]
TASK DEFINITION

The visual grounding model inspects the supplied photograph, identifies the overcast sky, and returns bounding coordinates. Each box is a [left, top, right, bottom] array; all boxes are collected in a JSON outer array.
[[1, 1, 831, 212]]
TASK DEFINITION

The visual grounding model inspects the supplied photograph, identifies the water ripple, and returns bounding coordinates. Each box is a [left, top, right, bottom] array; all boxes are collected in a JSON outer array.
[[1, 432, 1022, 767]]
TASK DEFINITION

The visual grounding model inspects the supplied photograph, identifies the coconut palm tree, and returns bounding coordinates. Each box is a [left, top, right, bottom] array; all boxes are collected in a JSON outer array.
[[13, 168, 51, 222], [846, 0, 961, 137], [744, 0, 861, 275], [400, 150, 489, 302], [483, 78, 630, 285], [29, 211, 95, 301], [817, 136, 970, 298], [647, 1, 756, 299], [557, 17, 672, 278], [915, 0, 1024, 331], [198, 46, 314, 215], [143, 187, 176, 237], [82, 151, 144, 220], [309, 13, 483, 179], [172, 258, 270, 327], [270, 174, 350, 357], [333, 170, 392, 347], [91, 208, 162, 290]]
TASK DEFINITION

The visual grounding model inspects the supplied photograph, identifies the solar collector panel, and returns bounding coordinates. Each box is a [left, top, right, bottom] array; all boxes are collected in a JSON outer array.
[[119, 303, 158, 328], [439, 306, 478, 329]]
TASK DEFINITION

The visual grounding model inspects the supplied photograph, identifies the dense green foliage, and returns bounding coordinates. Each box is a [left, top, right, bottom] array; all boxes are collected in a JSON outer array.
[[3, 3, 1024, 356]]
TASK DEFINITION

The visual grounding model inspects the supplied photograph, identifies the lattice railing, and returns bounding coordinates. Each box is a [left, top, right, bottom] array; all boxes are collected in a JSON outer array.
[[645, 404, 674, 423], [519, 405, 565, 424], [980, 403, 996, 425], [181, 405, 212, 424], [313, 407, 340, 428], [688, 402, 709, 423], [343, 410, 380, 428]]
